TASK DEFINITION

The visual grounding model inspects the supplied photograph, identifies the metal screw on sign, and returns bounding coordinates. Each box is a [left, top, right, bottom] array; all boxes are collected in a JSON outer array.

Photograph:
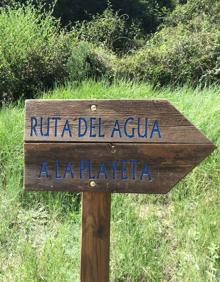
[[91, 104, 97, 111], [89, 180, 96, 188], [111, 144, 116, 153]]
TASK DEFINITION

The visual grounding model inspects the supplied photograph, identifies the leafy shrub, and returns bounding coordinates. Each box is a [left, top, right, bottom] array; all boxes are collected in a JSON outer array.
[[0, 2, 70, 103], [66, 41, 91, 82], [117, 0, 220, 86], [86, 46, 116, 79], [71, 7, 142, 55], [164, 0, 220, 28], [67, 41, 116, 81]]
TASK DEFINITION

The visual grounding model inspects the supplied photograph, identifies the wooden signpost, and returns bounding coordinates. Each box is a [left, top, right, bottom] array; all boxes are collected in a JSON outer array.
[[24, 99, 216, 281]]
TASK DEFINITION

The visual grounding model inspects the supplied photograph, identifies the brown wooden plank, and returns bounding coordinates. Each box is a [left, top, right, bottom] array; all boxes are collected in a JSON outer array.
[[24, 99, 212, 144], [24, 143, 215, 193], [80, 192, 111, 282]]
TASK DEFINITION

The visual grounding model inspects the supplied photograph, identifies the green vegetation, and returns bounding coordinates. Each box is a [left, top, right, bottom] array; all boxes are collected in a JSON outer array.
[[0, 0, 220, 281], [118, 0, 220, 86], [1, 0, 220, 103], [71, 8, 142, 54], [67, 42, 117, 82], [0, 3, 69, 103], [0, 81, 219, 281]]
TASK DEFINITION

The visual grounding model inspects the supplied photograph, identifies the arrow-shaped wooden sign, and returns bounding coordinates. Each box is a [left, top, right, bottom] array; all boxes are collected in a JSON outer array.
[[24, 99, 216, 282], [24, 100, 215, 194]]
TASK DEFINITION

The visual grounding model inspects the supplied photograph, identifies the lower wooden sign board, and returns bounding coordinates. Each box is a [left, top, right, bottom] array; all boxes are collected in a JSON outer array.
[[23, 99, 216, 282], [24, 143, 214, 193]]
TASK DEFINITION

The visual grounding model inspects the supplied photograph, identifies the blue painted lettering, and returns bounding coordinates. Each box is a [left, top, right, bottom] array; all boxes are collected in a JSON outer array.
[[78, 118, 87, 137], [62, 119, 72, 137], [63, 161, 74, 178], [52, 116, 61, 137], [40, 117, 50, 137], [98, 118, 105, 137], [140, 162, 152, 181], [80, 160, 87, 179], [39, 161, 49, 177], [124, 117, 135, 138], [121, 160, 128, 180], [97, 161, 108, 179], [130, 160, 139, 180], [55, 160, 62, 179], [111, 120, 122, 138], [110, 161, 118, 179], [150, 120, 161, 138], [89, 117, 96, 138], [31, 116, 38, 136], [88, 160, 95, 179], [137, 118, 148, 138]]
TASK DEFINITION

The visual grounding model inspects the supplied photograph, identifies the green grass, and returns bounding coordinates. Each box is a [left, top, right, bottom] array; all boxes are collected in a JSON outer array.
[[0, 80, 220, 281]]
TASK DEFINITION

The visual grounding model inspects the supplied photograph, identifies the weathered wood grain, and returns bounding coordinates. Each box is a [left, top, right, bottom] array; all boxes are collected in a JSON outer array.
[[24, 99, 212, 144], [80, 192, 111, 282], [24, 143, 215, 193]]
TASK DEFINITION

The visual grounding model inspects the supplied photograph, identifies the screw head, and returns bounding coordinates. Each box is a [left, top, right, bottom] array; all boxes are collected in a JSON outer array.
[[89, 180, 96, 187], [111, 144, 116, 153], [90, 104, 97, 111]]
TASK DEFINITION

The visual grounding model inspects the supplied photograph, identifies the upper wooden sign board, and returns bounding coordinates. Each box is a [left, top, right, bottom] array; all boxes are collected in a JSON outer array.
[[24, 99, 216, 193]]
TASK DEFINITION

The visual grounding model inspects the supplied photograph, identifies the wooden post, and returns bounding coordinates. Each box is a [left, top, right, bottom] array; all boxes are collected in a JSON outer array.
[[80, 192, 111, 282]]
